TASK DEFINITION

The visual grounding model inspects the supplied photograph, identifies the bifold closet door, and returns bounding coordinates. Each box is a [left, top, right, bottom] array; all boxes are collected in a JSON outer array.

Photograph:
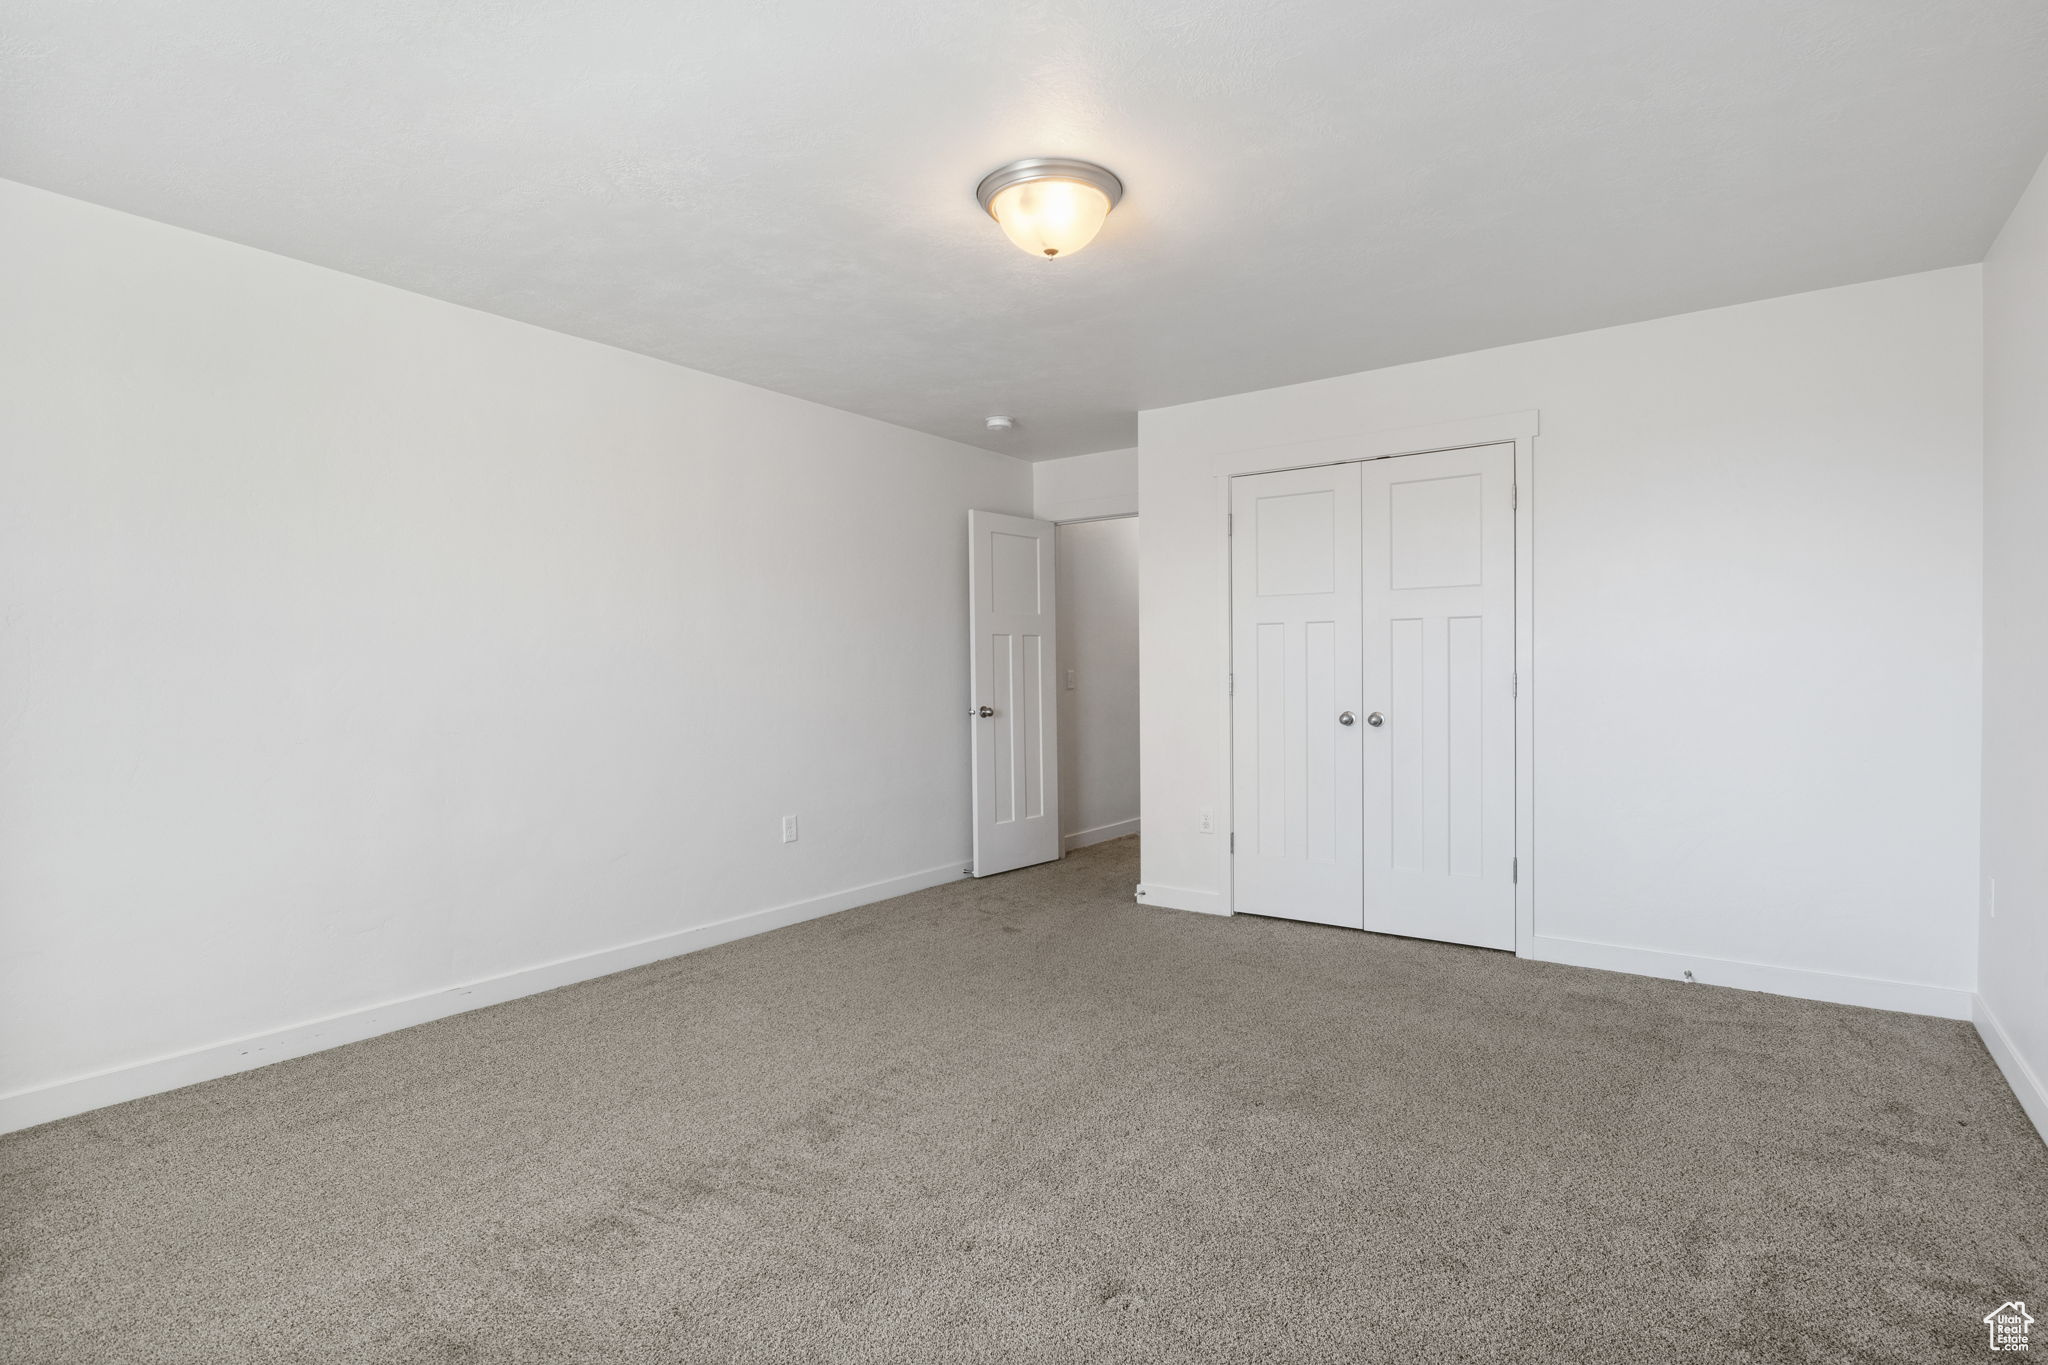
[[1359, 445, 1516, 950], [1230, 464, 1364, 927]]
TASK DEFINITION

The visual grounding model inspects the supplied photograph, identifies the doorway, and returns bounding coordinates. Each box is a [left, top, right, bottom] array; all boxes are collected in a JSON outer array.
[[967, 510, 1141, 876], [1056, 516, 1140, 852]]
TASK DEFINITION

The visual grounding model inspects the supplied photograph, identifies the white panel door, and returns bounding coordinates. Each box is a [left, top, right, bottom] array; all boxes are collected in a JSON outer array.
[[1360, 445, 1516, 949], [969, 510, 1060, 876], [1230, 464, 1363, 927]]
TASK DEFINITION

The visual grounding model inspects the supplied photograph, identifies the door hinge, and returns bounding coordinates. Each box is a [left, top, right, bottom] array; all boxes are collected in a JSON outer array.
[[1228, 671, 1234, 696], [1513, 857, 1519, 884], [1227, 512, 1234, 537], [1229, 832, 1235, 854], [1512, 670, 1518, 698], [1511, 482, 1518, 510]]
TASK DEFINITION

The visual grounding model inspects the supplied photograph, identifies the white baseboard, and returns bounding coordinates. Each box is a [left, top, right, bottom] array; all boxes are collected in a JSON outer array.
[[1064, 818, 1140, 851], [0, 859, 969, 1137], [1974, 993, 2048, 1145], [1525, 933, 1973, 1020], [1135, 882, 1230, 916]]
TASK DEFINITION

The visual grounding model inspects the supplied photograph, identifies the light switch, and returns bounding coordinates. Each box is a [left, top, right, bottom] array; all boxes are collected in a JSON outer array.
[[1065, 668, 1077, 690]]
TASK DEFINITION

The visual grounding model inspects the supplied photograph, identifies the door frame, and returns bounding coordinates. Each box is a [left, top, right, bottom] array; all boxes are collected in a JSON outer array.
[[1049, 513, 1140, 853], [1214, 412, 1537, 956]]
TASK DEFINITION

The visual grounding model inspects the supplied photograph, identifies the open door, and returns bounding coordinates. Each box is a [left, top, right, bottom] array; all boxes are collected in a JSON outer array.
[[969, 510, 1060, 876]]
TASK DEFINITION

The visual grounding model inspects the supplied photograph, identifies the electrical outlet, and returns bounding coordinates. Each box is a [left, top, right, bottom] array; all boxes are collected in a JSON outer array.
[[781, 814, 798, 844], [1065, 668, 1078, 690], [1199, 810, 1215, 834]]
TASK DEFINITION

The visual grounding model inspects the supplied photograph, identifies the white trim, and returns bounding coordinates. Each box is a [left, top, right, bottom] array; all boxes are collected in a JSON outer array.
[[0, 859, 969, 1136], [1975, 993, 2048, 1145], [1215, 469, 1236, 913], [1513, 436, 1535, 954], [1065, 818, 1140, 851], [1038, 493, 1138, 524], [1206, 410, 1540, 479], [1135, 882, 1230, 915], [1528, 933, 1973, 1020]]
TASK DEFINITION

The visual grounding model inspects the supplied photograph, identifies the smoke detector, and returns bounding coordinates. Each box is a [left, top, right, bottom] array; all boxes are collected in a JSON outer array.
[[985, 415, 1017, 433]]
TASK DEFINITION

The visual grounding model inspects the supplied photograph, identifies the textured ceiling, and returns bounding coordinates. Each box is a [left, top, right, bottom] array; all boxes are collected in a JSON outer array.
[[6, 1, 2048, 459]]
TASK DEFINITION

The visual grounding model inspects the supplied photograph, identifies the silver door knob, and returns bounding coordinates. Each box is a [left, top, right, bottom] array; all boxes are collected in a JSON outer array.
[[1338, 711, 1355, 726], [973, 705, 995, 718], [1366, 712, 1384, 727]]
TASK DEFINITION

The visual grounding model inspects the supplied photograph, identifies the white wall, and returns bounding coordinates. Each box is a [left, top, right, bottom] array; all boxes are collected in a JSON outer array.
[[1979, 151, 2048, 1136], [0, 180, 1031, 1129], [1055, 518, 1140, 849], [1138, 267, 1984, 1016], [1033, 447, 1138, 522]]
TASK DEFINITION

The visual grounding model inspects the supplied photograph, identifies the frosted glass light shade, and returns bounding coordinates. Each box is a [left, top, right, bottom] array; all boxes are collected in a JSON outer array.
[[988, 178, 1114, 259]]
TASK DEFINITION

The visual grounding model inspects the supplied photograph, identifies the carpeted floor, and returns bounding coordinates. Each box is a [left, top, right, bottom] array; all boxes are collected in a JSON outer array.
[[3, 836, 2043, 1363]]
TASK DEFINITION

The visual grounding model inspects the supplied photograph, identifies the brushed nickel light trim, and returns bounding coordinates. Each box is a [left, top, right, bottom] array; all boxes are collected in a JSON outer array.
[[974, 158, 1125, 216]]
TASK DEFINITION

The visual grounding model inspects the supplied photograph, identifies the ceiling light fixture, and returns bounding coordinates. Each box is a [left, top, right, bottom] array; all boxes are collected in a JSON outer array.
[[974, 158, 1123, 259]]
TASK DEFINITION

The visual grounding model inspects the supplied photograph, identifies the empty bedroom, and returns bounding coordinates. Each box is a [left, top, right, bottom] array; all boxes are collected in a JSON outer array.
[[2, 2, 2045, 1361]]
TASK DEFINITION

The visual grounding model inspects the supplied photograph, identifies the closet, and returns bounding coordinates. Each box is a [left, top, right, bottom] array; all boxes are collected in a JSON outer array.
[[1229, 443, 1516, 949]]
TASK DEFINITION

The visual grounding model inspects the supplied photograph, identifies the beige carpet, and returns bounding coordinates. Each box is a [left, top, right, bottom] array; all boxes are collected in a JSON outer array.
[[3, 836, 2043, 1363]]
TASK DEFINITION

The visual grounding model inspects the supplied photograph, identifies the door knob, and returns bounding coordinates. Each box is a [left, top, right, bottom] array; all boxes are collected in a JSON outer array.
[[1366, 712, 1384, 727], [973, 705, 995, 718], [1338, 711, 1355, 726]]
